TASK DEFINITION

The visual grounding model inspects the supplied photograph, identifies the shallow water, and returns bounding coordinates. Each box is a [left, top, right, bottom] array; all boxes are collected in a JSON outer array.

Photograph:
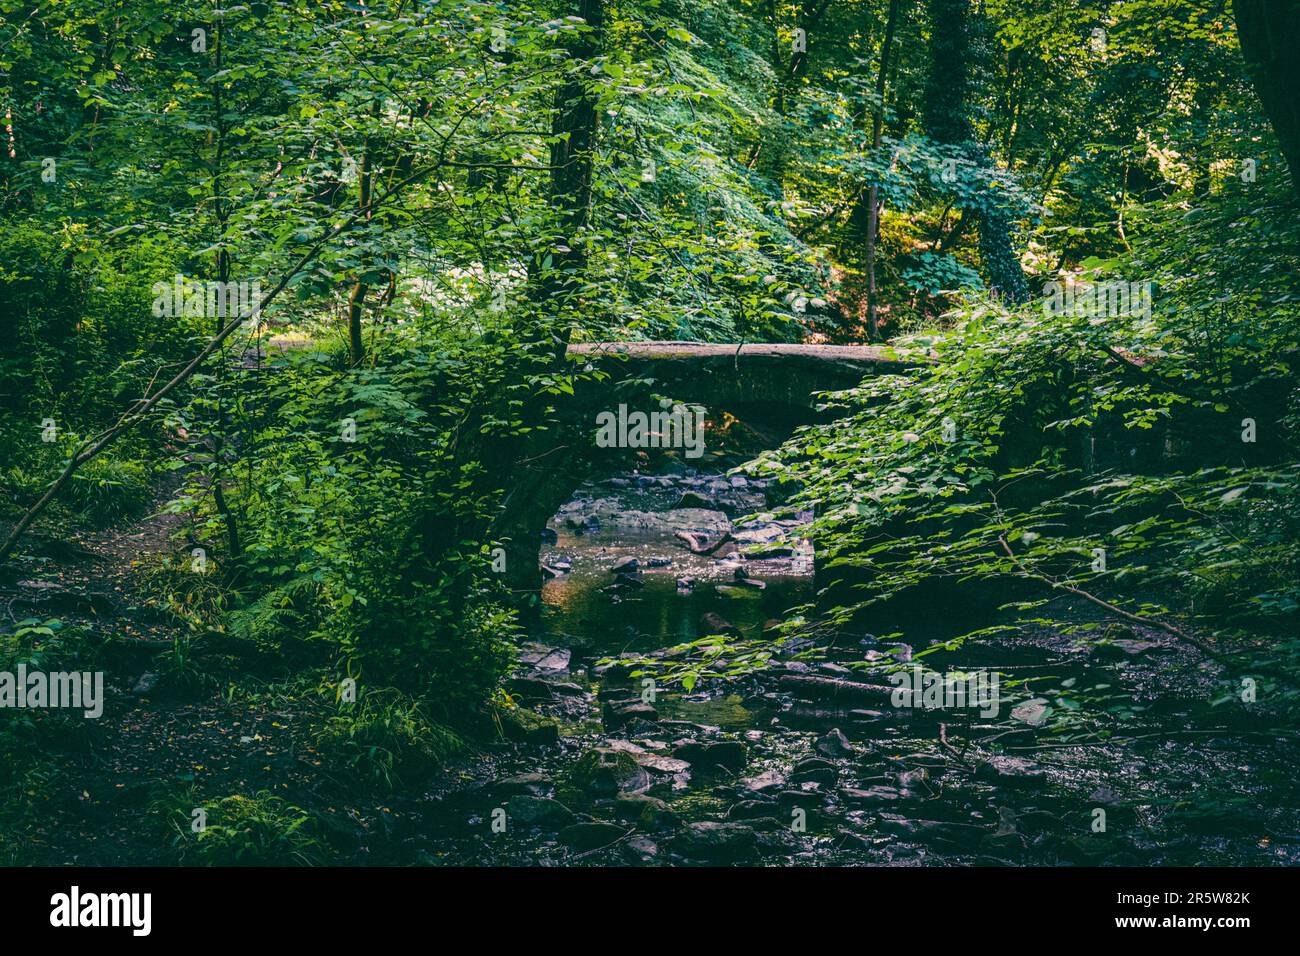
[[541, 528, 811, 655], [435, 470, 1300, 866]]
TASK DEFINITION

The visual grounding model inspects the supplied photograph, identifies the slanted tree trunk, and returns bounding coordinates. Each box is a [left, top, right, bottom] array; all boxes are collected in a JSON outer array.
[[1233, 0, 1300, 200]]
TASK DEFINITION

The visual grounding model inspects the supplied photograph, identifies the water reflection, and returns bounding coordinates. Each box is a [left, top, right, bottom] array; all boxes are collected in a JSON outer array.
[[540, 511, 812, 656]]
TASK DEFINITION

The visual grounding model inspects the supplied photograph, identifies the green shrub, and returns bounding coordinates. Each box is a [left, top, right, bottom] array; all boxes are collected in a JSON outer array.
[[155, 789, 325, 866], [313, 686, 463, 791], [66, 454, 153, 525]]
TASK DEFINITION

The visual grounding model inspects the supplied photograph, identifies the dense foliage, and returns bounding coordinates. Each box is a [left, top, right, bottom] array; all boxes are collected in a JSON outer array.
[[2, 0, 1298, 864]]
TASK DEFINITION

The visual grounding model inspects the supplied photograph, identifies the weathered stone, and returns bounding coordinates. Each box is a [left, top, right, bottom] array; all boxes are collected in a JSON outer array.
[[791, 767, 837, 787], [727, 799, 780, 821], [571, 747, 653, 795], [669, 822, 758, 862], [814, 728, 855, 758], [506, 795, 575, 829], [677, 491, 716, 509], [793, 756, 836, 774], [840, 786, 904, 805], [739, 770, 787, 793], [612, 792, 667, 821], [517, 643, 571, 674], [1010, 698, 1050, 727], [777, 788, 827, 809], [603, 701, 659, 730], [672, 740, 747, 771], [506, 676, 554, 702], [132, 671, 159, 696], [623, 835, 660, 864], [489, 773, 553, 798], [635, 753, 692, 775], [559, 821, 627, 852]]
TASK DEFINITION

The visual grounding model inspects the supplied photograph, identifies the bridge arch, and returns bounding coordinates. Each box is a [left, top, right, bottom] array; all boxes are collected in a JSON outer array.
[[493, 342, 914, 628]]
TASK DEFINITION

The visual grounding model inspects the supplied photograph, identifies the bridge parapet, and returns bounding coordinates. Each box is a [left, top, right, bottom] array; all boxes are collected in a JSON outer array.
[[567, 341, 919, 410]]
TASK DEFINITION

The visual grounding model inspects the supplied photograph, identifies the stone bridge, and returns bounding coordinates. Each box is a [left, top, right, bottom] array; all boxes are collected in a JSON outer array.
[[495, 341, 915, 623]]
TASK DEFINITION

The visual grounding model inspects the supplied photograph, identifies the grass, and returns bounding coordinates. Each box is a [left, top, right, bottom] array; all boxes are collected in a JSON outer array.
[[312, 685, 464, 792], [151, 787, 327, 866]]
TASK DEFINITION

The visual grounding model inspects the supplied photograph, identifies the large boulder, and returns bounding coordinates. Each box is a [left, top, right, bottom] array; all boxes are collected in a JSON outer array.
[[669, 822, 759, 863], [814, 728, 856, 758], [671, 739, 748, 771], [602, 700, 659, 730], [570, 747, 653, 796], [505, 795, 575, 829]]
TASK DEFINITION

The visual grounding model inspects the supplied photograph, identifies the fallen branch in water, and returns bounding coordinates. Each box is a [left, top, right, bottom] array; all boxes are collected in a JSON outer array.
[[938, 723, 974, 770], [996, 534, 1230, 665]]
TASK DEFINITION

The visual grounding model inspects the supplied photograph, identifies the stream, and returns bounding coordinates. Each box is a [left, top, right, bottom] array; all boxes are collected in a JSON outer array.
[[419, 461, 1300, 867]]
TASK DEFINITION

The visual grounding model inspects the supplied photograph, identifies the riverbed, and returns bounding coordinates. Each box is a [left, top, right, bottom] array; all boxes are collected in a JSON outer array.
[[417, 464, 1300, 867]]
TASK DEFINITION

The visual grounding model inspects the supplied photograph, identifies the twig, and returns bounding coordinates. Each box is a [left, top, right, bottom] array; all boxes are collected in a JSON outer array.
[[570, 827, 633, 859], [938, 722, 973, 770], [996, 534, 1230, 664]]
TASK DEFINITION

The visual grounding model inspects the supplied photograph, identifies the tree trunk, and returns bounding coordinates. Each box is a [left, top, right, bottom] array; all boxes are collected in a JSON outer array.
[[535, 0, 604, 339], [864, 0, 903, 340], [1233, 0, 1300, 200], [923, 0, 1029, 303], [499, 0, 605, 630], [347, 137, 374, 366]]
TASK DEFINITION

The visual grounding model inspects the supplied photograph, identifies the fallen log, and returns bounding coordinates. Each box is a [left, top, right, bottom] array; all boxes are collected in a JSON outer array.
[[778, 674, 895, 706]]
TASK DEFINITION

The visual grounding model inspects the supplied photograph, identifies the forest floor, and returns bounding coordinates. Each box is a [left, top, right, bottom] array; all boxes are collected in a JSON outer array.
[[0, 486, 418, 865], [4, 472, 1300, 867]]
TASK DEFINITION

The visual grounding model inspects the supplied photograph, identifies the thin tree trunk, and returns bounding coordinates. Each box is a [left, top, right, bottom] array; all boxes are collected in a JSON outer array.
[[864, 0, 903, 340], [348, 131, 375, 366], [495, 0, 606, 630], [208, 15, 242, 561]]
